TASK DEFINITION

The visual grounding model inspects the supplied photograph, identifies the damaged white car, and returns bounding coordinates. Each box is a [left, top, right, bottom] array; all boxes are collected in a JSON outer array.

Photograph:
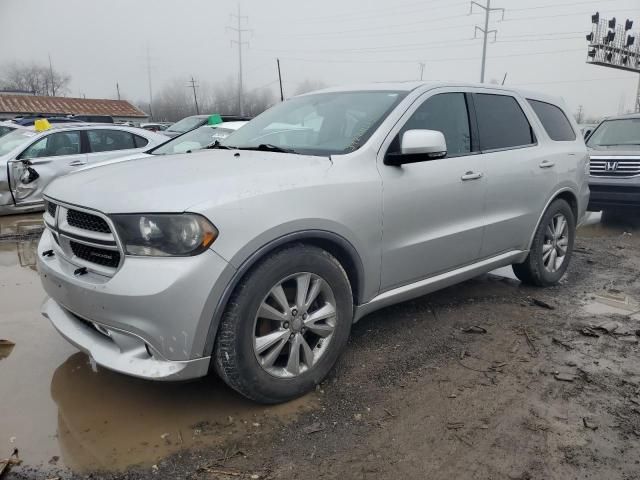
[[0, 123, 166, 215]]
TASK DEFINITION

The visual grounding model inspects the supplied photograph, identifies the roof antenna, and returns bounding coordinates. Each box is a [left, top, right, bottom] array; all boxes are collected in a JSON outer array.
[[501, 72, 508, 85]]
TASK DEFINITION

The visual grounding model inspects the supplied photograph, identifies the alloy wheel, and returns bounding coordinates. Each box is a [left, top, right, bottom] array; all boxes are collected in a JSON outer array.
[[253, 272, 337, 378], [542, 213, 569, 273]]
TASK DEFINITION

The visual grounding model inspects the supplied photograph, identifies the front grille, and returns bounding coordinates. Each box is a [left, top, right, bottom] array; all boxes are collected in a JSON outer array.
[[590, 158, 640, 177], [46, 201, 57, 218], [70, 241, 121, 268], [67, 209, 111, 233]]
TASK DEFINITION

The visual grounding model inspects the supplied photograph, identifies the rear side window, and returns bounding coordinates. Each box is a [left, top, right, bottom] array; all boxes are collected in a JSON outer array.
[[474, 94, 535, 151], [527, 100, 575, 141], [133, 135, 149, 148], [87, 129, 136, 152]]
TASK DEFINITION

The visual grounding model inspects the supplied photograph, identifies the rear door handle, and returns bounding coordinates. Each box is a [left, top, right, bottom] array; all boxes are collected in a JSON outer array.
[[539, 160, 555, 169], [461, 171, 483, 181], [68, 160, 87, 166]]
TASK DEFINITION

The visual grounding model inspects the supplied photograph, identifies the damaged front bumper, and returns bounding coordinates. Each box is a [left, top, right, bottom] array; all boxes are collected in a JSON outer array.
[[37, 228, 235, 381]]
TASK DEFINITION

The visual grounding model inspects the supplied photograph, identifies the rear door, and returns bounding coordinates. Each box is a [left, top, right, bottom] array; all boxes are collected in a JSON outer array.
[[472, 91, 557, 257], [8, 130, 87, 206], [379, 89, 487, 291], [85, 128, 150, 164]]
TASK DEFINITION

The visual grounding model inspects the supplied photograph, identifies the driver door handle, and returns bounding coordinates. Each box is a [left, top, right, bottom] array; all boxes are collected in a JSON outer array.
[[68, 160, 88, 166], [461, 171, 483, 181]]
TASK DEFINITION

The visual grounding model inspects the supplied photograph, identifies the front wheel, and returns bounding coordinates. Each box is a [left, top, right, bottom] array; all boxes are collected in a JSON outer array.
[[214, 244, 353, 403], [513, 199, 575, 287]]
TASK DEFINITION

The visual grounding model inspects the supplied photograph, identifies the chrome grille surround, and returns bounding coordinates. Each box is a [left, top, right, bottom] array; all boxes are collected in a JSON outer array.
[[590, 156, 640, 178], [42, 198, 123, 276]]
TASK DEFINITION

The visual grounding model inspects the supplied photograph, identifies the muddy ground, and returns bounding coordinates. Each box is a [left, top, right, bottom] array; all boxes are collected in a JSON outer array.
[[2, 212, 640, 480]]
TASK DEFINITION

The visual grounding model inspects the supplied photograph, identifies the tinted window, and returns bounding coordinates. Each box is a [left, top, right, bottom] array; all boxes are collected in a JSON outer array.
[[528, 100, 575, 141], [395, 93, 471, 156], [88, 129, 136, 152], [0, 125, 15, 137], [133, 135, 149, 148], [474, 94, 534, 150], [20, 132, 81, 159]]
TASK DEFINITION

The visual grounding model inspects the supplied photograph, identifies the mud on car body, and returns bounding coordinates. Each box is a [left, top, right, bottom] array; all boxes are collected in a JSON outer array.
[[38, 82, 589, 403]]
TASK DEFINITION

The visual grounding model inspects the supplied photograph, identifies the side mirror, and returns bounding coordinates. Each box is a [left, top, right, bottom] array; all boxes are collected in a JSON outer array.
[[583, 129, 592, 140], [385, 129, 447, 166]]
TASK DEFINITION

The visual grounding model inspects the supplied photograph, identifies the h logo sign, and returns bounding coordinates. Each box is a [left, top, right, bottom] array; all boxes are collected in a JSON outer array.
[[605, 161, 619, 172]]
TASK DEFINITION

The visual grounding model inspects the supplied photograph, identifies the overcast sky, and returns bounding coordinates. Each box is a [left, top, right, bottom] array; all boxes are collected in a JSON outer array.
[[1, 0, 639, 119]]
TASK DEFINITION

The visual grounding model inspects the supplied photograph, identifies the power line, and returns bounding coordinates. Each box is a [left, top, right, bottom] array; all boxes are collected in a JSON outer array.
[[509, 0, 616, 12], [227, 5, 250, 116]]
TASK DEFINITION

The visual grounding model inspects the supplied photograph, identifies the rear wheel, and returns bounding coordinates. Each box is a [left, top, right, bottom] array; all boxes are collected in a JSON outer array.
[[214, 244, 353, 403], [513, 199, 575, 286]]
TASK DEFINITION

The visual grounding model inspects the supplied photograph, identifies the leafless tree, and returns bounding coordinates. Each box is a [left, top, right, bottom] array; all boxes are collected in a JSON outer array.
[[0, 61, 71, 96]]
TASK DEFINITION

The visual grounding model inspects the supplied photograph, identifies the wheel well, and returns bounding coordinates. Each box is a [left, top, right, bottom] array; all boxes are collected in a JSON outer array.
[[554, 191, 578, 221], [203, 232, 364, 357]]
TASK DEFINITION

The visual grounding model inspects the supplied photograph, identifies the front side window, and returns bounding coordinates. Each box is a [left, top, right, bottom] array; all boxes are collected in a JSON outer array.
[[20, 131, 81, 159], [391, 92, 472, 157], [528, 99, 576, 141], [474, 94, 535, 151], [587, 118, 640, 147], [222, 91, 407, 156], [88, 129, 136, 152]]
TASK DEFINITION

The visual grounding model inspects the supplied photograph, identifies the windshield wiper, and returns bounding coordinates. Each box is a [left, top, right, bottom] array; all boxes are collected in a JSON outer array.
[[206, 140, 233, 150], [236, 144, 297, 154]]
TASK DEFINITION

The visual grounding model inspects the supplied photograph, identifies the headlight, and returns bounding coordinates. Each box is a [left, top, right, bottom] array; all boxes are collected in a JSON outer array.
[[110, 213, 218, 256]]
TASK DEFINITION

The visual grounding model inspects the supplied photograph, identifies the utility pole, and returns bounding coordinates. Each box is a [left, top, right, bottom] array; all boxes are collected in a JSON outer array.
[[188, 76, 200, 114], [227, 5, 250, 116], [470, 0, 505, 83], [146, 45, 154, 120], [418, 62, 426, 81], [576, 104, 584, 123], [116, 82, 121, 101], [277, 58, 284, 101], [48, 53, 56, 96]]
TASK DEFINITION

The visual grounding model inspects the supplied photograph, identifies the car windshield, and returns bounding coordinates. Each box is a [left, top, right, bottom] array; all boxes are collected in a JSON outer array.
[[166, 116, 205, 133], [150, 125, 235, 155], [0, 128, 37, 156], [587, 118, 640, 147], [221, 90, 407, 156], [0, 125, 16, 137]]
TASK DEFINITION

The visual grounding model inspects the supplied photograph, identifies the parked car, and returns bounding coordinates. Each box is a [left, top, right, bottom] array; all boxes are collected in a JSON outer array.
[[586, 113, 640, 213], [162, 114, 251, 138], [0, 124, 166, 214], [140, 122, 170, 132], [77, 120, 249, 170], [0, 121, 22, 138], [11, 116, 85, 126], [70, 115, 114, 123], [579, 123, 598, 138], [38, 82, 588, 403]]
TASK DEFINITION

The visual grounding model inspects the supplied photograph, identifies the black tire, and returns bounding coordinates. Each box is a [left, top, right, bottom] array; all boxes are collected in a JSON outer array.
[[214, 244, 353, 404], [512, 199, 575, 287]]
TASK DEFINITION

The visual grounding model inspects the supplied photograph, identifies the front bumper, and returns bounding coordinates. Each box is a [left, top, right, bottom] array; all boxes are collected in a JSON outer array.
[[38, 228, 236, 380], [588, 182, 640, 211]]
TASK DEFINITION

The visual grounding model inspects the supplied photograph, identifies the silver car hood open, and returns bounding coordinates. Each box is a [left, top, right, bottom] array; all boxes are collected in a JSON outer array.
[[44, 149, 331, 214]]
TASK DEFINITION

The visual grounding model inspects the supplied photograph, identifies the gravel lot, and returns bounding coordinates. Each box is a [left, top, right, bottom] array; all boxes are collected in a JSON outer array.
[[2, 212, 640, 480]]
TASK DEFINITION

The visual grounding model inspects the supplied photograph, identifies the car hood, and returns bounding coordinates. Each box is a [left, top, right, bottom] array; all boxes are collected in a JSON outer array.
[[589, 145, 640, 156], [44, 149, 332, 214]]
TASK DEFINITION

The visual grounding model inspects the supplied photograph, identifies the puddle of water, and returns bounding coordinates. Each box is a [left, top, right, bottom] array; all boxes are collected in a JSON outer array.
[[583, 292, 640, 318], [0, 216, 316, 474]]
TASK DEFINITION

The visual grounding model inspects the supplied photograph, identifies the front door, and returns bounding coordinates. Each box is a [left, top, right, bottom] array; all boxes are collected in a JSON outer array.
[[8, 131, 87, 206], [379, 90, 487, 292]]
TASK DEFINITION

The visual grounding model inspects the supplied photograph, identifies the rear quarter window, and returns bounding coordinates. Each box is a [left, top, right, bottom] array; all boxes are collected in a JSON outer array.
[[527, 99, 576, 141], [474, 93, 535, 151]]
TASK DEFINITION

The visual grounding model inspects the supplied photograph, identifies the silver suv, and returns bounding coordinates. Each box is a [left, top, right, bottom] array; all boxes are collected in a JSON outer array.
[[586, 113, 640, 212], [37, 83, 589, 403]]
